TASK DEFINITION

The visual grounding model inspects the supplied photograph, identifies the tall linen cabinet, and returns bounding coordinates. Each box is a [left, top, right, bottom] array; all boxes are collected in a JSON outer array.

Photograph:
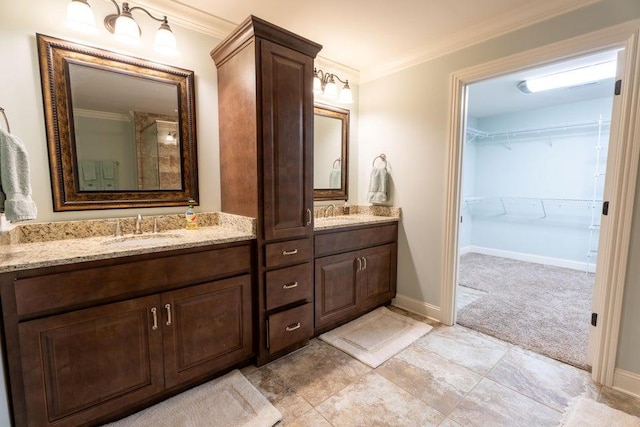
[[211, 16, 322, 365]]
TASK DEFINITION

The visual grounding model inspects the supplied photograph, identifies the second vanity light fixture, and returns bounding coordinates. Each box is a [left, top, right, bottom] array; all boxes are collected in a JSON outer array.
[[66, 0, 178, 56], [313, 68, 353, 104]]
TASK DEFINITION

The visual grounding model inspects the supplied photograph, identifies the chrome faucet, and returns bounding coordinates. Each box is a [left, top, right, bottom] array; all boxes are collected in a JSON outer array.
[[134, 214, 143, 234], [324, 204, 336, 218]]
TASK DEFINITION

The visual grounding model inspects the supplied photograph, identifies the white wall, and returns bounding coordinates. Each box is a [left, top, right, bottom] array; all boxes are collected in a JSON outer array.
[[358, 0, 640, 373], [464, 97, 612, 263], [0, 0, 222, 222]]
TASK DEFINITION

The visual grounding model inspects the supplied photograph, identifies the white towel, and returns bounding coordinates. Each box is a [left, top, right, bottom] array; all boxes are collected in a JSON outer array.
[[367, 166, 389, 204], [329, 169, 341, 188], [102, 160, 116, 179], [0, 128, 37, 222], [81, 160, 97, 181]]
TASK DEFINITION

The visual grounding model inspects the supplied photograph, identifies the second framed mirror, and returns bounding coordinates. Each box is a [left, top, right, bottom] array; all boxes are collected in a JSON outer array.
[[314, 104, 349, 201]]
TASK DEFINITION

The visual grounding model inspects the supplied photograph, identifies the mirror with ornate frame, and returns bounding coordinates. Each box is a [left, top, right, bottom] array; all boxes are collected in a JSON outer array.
[[37, 34, 198, 211], [313, 104, 349, 201]]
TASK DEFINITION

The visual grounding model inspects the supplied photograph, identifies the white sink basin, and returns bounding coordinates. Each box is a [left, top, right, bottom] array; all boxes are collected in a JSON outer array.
[[104, 234, 181, 248]]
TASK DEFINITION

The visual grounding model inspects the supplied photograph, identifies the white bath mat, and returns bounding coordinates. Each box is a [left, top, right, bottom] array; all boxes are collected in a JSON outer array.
[[560, 396, 640, 427], [319, 306, 432, 368], [104, 369, 282, 427]]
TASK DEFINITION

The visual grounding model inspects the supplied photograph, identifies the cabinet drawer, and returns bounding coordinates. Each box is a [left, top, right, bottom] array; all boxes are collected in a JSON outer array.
[[14, 244, 251, 318], [265, 238, 312, 268], [268, 303, 313, 354], [315, 223, 397, 257], [266, 263, 313, 310]]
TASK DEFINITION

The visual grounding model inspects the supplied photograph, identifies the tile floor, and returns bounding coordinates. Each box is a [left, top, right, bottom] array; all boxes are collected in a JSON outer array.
[[242, 306, 640, 426]]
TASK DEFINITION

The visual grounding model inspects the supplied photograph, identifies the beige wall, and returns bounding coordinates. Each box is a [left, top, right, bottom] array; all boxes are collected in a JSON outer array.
[[358, 0, 640, 374]]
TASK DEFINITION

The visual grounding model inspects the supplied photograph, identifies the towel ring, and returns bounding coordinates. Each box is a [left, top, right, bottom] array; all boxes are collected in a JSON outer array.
[[372, 153, 387, 168], [332, 158, 341, 169], [0, 107, 10, 134]]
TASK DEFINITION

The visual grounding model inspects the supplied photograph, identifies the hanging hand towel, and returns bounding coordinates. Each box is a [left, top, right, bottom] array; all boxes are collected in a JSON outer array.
[[329, 169, 341, 188], [367, 166, 389, 204], [0, 128, 37, 222]]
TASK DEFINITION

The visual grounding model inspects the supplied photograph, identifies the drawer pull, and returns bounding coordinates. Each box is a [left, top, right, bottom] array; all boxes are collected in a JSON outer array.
[[357, 257, 362, 271], [283, 282, 299, 290], [151, 307, 158, 330], [282, 249, 298, 256], [285, 322, 301, 332], [165, 303, 172, 326], [362, 256, 367, 270], [306, 208, 312, 225]]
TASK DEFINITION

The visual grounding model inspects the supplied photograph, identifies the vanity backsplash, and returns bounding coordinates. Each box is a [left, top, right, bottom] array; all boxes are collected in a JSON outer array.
[[0, 212, 255, 245]]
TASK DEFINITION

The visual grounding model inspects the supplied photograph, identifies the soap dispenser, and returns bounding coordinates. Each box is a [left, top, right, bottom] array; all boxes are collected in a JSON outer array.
[[185, 199, 198, 230]]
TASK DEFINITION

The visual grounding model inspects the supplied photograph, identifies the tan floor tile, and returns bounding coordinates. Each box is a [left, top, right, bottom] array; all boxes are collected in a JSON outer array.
[[415, 324, 509, 374], [598, 386, 640, 417], [488, 349, 599, 410], [316, 371, 444, 426], [438, 418, 463, 427], [267, 339, 371, 406], [377, 345, 482, 415], [245, 367, 313, 423], [449, 378, 562, 427], [388, 304, 441, 327], [281, 409, 333, 427]]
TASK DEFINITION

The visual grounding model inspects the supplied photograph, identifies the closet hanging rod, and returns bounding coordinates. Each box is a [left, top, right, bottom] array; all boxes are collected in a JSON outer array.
[[471, 119, 611, 141], [0, 107, 10, 134]]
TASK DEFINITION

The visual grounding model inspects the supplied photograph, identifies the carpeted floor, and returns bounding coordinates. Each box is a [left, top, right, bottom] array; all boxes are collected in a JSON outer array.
[[457, 253, 594, 370]]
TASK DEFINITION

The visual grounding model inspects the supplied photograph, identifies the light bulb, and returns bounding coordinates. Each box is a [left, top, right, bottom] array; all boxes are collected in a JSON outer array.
[[339, 82, 353, 104], [114, 11, 140, 45], [324, 76, 338, 98], [313, 74, 322, 95], [66, 0, 97, 33], [155, 21, 178, 56]]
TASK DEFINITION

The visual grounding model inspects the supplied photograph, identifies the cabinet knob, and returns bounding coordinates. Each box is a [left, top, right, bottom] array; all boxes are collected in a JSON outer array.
[[165, 303, 172, 326], [283, 282, 299, 290], [151, 307, 158, 330], [282, 249, 298, 256], [285, 322, 301, 332]]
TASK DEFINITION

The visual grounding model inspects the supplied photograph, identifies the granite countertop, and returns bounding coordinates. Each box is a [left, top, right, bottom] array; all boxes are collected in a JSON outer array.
[[0, 212, 256, 273], [314, 214, 400, 231]]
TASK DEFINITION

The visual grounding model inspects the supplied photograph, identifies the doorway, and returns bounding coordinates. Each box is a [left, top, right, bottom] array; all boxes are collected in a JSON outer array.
[[456, 50, 618, 369], [441, 23, 640, 388]]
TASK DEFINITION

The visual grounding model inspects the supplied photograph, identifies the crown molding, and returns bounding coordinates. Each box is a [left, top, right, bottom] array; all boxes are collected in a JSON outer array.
[[116, 0, 236, 40], [74, 109, 131, 121], [360, 0, 602, 83], [315, 56, 360, 85]]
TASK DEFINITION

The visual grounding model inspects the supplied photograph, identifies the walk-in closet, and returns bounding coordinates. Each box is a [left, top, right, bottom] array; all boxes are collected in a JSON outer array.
[[456, 50, 618, 369]]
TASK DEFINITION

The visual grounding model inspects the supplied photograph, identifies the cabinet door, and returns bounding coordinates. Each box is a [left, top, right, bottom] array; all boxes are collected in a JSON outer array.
[[315, 251, 360, 329], [18, 295, 164, 427], [162, 275, 252, 388], [361, 244, 397, 309], [260, 39, 314, 241]]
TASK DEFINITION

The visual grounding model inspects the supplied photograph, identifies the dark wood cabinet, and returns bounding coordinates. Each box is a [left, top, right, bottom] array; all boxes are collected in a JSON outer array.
[[1, 242, 253, 427], [19, 295, 164, 427], [314, 224, 398, 334], [212, 16, 321, 365]]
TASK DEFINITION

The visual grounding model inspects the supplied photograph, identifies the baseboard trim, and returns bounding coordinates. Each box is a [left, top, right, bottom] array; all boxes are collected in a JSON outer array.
[[613, 369, 640, 399], [392, 294, 441, 323], [463, 246, 596, 272]]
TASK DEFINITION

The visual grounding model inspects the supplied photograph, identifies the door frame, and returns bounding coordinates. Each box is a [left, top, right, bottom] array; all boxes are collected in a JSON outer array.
[[441, 19, 640, 386]]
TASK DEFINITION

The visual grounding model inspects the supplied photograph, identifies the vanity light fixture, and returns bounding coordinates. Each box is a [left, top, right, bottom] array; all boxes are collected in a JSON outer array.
[[518, 61, 616, 93], [65, 0, 178, 56], [313, 68, 353, 104]]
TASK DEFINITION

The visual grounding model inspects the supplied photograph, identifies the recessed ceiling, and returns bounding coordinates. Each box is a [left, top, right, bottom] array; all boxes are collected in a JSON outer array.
[[138, 0, 600, 81], [467, 49, 618, 118]]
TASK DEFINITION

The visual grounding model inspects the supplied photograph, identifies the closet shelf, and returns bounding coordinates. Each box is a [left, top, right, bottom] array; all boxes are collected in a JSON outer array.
[[464, 196, 603, 223], [465, 119, 611, 145]]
